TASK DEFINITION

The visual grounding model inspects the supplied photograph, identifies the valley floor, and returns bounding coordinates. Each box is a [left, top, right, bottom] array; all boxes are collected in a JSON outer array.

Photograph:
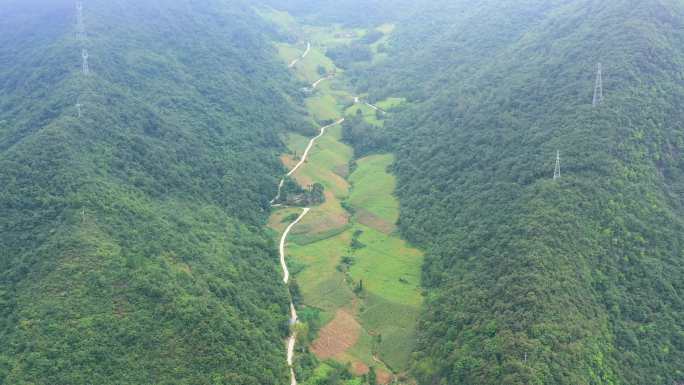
[[263, 10, 423, 384]]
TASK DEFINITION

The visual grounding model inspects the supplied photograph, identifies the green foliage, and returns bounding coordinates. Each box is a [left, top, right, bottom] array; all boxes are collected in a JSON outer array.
[[341, 112, 388, 157], [280, 178, 326, 206], [0, 0, 306, 383], [362, 1, 684, 384], [326, 44, 373, 69], [300, 361, 357, 385]]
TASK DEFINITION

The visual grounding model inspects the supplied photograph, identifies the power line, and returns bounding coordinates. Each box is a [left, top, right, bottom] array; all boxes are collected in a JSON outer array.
[[76, 2, 84, 35]]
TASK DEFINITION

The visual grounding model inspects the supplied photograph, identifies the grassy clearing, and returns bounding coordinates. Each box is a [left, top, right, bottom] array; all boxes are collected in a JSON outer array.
[[360, 293, 420, 371], [349, 224, 423, 307], [284, 132, 311, 157], [292, 190, 349, 239], [376, 97, 406, 111], [345, 103, 384, 126], [268, 207, 304, 235], [306, 94, 342, 122], [290, 125, 352, 200], [344, 155, 424, 371], [294, 48, 337, 83], [288, 230, 354, 314], [348, 154, 398, 225], [276, 43, 304, 65], [303, 24, 367, 48]]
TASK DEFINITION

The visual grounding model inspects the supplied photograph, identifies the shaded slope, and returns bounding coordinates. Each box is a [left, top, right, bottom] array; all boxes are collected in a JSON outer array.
[[0, 0, 306, 383], [366, 1, 684, 384]]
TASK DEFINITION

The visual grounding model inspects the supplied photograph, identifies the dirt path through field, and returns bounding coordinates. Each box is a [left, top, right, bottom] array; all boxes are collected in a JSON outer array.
[[271, 118, 345, 204], [279, 208, 309, 385], [288, 41, 311, 68]]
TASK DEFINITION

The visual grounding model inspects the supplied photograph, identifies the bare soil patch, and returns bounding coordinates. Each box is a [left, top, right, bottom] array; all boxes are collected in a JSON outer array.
[[355, 208, 395, 234], [351, 361, 369, 376], [311, 309, 360, 359], [376, 369, 393, 385], [333, 164, 349, 178]]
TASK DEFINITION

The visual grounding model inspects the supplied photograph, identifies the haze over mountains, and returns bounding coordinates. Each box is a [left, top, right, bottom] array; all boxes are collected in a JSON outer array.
[[1, 1, 682, 384]]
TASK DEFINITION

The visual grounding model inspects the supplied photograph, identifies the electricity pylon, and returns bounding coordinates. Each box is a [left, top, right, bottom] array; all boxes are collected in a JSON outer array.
[[76, 2, 84, 34], [553, 150, 561, 180], [82, 49, 89, 75], [592, 62, 603, 107]]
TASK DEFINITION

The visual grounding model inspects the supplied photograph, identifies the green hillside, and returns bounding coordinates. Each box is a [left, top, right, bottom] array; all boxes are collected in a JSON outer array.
[[0, 0, 307, 383], [363, 1, 684, 384], [2, 0, 683, 384]]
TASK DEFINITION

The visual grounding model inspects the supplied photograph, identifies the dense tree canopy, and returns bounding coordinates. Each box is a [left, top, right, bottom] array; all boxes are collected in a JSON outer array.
[[0, 0, 308, 383], [2, 0, 682, 384], [362, 1, 684, 384]]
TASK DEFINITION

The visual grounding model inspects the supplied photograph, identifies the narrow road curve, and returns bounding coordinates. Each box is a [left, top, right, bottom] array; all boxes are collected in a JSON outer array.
[[279, 207, 310, 385], [353, 96, 386, 114], [312, 74, 334, 89], [277, 37, 346, 385], [288, 41, 311, 68], [279, 208, 310, 285], [271, 118, 345, 204], [364, 102, 386, 114]]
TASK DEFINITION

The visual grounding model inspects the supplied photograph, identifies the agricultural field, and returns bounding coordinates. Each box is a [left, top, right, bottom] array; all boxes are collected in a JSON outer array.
[[264, 9, 421, 383]]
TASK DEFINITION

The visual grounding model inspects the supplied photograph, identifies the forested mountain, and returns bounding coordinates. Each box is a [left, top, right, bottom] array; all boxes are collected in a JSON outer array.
[[360, 0, 684, 384], [2, 0, 683, 384], [259, 0, 414, 27], [0, 0, 307, 383]]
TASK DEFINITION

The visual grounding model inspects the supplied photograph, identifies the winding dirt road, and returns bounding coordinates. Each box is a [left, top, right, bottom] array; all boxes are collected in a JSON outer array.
[[280, 208, 308, 385], [312, 74, 334, 89], [276, 37, 351, 385], [353, 96, 385, 114], [288, 41, 311, 68], [273, 117, 343, 384], [279, 208, 309, 285], [271, 118, 345, 204]]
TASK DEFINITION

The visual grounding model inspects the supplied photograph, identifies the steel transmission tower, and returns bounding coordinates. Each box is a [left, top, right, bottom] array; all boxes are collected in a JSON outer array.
[[76, 2, 84, 34], [592, 62, 603, 107], [82, 49, 89, 75], [553, 150, 561, 180]]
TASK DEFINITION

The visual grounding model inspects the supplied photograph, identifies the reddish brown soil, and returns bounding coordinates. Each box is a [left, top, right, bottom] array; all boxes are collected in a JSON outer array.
[[355, 208, 395, 234], [310, 309, 360, 359], [351, 361, 369, 376], [376, 369, 393, 384]]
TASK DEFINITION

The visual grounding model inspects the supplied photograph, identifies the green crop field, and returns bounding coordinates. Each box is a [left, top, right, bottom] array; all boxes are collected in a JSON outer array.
[[265, 11, 423, 381], [346, 159, 424, 370], [348, 154, 399, 225], [306, 94, 342, 122], [288, 231, 355, 315]]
